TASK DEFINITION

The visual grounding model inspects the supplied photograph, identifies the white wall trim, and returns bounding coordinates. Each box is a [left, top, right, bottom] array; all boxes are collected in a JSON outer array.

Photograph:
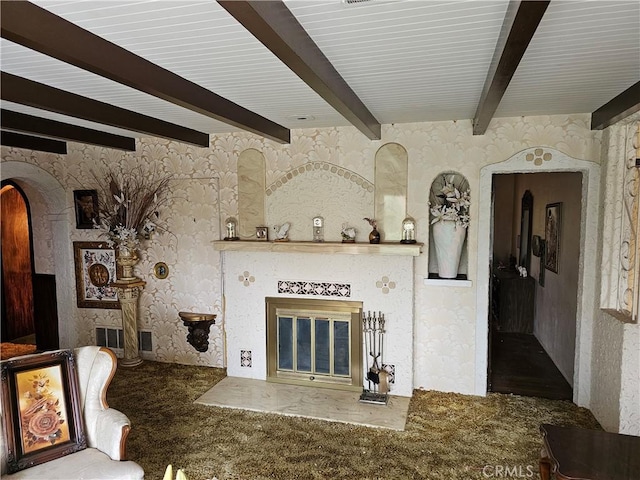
[[475, 148, 600, 407]]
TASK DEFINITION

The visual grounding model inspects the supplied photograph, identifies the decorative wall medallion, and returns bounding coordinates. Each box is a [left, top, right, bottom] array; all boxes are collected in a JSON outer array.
[[375, 276, 396, 294], [238, 271, 255, 287], [525, 148, 553, 166], [278, 281, 351, 297]]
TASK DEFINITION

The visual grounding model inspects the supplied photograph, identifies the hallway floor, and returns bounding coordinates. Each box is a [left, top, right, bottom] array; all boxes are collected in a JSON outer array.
[[490, 331, 573, 400]]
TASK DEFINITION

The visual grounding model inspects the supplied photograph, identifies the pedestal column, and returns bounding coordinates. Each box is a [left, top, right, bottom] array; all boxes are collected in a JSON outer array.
[[112, 279, 146, 367]]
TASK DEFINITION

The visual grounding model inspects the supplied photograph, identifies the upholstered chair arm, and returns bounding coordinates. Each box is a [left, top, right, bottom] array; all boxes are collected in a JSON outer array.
[[93, 407, 132, 461]]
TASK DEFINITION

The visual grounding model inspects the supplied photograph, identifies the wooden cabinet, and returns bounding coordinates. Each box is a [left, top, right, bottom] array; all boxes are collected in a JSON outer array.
[[493, 270, 535, 333]]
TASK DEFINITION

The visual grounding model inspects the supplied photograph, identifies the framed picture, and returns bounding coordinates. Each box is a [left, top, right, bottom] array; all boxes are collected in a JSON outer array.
[[544, 203, 562, 273], [73, 241, 120, 309], [0, 350, 87, 473], [73, 189, 99, 229], [153, 261, 169, 279]]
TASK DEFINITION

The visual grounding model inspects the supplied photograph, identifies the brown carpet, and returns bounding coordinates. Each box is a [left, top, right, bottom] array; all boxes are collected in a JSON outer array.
[[0, 342, 37, 360], [108, 361, 600, 480]]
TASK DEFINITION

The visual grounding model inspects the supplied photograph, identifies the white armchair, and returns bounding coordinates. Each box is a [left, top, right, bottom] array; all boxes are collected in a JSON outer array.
[[1, 347, 144, 479]]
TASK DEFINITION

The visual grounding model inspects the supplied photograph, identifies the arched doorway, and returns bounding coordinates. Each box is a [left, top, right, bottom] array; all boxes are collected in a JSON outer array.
[[476, 147, 600, 407], [1, 161, 75, 350], [1, 182, 36, 343]]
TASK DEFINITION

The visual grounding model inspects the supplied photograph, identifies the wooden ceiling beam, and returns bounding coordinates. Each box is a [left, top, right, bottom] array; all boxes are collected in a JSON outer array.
[[0, 0, 289, 144], [1, 109, 136, 151], [591, 82, 640, 130], [1, 130, 67, 154], [473, 1, 550, 135], [1, 72, 209, 147], [219, 0, 381, 140]]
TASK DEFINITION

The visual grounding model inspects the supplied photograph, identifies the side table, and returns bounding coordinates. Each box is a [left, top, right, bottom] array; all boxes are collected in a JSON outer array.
[[539, 423, 640, 480]]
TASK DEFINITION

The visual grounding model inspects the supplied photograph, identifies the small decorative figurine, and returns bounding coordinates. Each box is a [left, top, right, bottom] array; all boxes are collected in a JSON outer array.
[[364, 218, 380, 244], [224, 217, 239, 241], [312, 216, 324, 242], [341, 224, 356, 243], [401, 216, 417, 244], [273, 222, 290, 242]]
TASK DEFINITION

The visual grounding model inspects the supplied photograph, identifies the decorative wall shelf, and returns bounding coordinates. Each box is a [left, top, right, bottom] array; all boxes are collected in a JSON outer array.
[[213, 240, 423, 256], [423, 278, 472, 287]]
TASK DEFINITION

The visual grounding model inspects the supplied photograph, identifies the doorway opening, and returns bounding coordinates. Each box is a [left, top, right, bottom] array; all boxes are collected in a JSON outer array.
[[1, 182, 37, 357], [488, 172, 581, 400], [1, 179, 59, 358]]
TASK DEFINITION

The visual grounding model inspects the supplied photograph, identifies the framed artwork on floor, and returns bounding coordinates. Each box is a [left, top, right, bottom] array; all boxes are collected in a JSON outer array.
[[0, 350, 87, 473], [73, 241, 120, 309], [544, 203, 562, 273]]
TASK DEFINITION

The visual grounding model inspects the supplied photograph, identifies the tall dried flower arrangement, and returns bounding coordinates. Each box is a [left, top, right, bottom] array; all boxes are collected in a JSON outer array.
[[91, 165, 172, 252]]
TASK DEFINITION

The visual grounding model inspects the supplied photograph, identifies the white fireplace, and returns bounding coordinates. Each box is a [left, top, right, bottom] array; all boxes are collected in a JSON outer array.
[[216, 242, 420, 397]]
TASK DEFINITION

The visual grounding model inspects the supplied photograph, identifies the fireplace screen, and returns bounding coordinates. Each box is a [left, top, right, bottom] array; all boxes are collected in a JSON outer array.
[[266, 297, 363, 391]]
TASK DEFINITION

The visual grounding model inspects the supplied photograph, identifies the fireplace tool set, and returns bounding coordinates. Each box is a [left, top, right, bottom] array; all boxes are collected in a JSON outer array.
[[359, 310, 389, 405]]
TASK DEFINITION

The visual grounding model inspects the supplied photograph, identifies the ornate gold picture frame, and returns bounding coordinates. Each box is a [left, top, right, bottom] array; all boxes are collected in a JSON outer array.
[[0, 350, 87, 473]]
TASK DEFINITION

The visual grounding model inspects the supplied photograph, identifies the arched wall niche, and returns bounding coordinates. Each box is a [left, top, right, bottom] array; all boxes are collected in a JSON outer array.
[[428, 171, 470, 280], [374, 143, 408, 242], [1, 161, 76, 348], [237, 148, 266, 239], [476, 147, 600, 407]]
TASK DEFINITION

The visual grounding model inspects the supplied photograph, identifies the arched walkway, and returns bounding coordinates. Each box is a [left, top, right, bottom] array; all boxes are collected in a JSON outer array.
[[1, 161, 76, 347]]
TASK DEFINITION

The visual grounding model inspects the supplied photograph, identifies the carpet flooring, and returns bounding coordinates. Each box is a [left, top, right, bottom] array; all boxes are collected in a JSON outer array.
[[107, 361, 601, 480], [0, 342, 37, 360]]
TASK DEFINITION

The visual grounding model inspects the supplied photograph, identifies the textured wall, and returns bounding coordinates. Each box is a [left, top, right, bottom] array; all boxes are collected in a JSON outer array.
[[1, 114, 604, 396], [590, 118, 640, 434]]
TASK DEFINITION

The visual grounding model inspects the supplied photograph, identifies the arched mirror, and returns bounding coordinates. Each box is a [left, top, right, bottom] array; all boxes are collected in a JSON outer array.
[[518, 190, 533, 271]]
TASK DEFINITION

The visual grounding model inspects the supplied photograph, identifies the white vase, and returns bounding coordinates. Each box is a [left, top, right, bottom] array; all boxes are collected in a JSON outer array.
[[432, 220, 467, 279]]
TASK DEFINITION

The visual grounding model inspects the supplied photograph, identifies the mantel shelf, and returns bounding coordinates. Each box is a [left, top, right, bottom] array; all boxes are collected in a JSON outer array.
[[213, 240, 423, 256]]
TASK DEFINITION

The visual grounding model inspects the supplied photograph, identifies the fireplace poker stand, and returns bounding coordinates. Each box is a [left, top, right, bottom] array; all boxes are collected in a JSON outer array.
[[359, 310, 389, 405]]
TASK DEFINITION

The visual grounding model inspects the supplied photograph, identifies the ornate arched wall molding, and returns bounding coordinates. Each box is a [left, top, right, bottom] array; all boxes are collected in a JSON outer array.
[[266, 161, 373, 196], [476, 148, 600, 407], [1, 161, 76, 348]]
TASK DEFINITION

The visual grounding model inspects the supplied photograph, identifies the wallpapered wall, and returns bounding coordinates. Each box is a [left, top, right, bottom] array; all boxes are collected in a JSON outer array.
[[7, 113, 638, 429]]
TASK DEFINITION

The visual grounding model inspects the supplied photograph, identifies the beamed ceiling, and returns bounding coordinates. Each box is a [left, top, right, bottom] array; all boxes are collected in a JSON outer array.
[[1, 0, 639, 152]]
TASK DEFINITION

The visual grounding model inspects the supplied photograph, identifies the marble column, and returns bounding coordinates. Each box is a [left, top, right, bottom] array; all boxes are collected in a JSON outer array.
[[112, 279, 146, 367]]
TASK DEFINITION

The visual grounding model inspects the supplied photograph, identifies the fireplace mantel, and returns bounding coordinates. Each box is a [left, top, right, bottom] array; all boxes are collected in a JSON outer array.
[[213, 240, 423, 256]]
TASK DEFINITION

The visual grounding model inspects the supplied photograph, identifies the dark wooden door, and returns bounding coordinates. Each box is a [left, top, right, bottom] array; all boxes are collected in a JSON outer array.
[[1, 183, 35, 340]]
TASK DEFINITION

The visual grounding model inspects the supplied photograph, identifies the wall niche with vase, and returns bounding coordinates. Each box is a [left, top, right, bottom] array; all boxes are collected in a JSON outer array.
[[428, 171, 470, 280]]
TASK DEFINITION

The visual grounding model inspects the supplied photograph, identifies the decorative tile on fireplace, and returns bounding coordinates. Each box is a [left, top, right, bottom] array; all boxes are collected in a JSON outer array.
[[375, 276, 396, 294], [238, 271, 255, 287], [278, 281, 351, 297], [382, 364, 396, 384], [240, 350, 252, 367]]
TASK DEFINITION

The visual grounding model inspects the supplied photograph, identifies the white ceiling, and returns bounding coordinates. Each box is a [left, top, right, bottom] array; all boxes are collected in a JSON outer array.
[[1, 0, 638, 141]]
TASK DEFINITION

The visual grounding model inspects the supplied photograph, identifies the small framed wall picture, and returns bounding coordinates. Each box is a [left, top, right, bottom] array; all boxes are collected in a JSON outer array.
[[256, 226, 268, 241], [153, 262, 169, 279], [73, 190, 99, 229]]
